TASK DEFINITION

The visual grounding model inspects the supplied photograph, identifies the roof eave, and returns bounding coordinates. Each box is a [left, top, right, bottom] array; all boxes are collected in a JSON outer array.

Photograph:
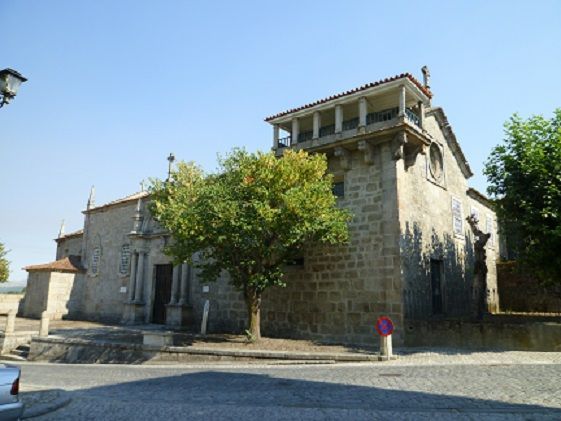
[[428, 107, 473, 179], [265, 74, 432, 124]]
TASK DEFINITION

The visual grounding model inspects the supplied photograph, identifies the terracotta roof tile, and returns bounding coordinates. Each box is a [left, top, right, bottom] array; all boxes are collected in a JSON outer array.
[[264, 73, 432, 122], [24, 255, 85, 273]]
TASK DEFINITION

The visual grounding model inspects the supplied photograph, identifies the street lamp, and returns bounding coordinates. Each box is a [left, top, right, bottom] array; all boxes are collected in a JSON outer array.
[[167, 153, 175, 180], [0, 68, 27, 108]]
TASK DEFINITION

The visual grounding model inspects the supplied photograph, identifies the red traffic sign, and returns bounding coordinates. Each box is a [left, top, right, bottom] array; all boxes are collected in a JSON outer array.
[[375, 316, 394, 337]]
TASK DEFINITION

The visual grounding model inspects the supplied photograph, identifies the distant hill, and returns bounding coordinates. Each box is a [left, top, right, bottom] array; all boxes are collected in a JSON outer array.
[[0, 285, 25, 294]]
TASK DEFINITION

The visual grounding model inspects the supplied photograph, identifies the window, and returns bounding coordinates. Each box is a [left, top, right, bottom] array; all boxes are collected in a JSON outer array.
[[429, 143, 444, 181], [451, 198, 463, 236], [486, 215, 494, 247], [90, 247, 101, 275], [119, 244, 131, 275], [286, 257, 304, 266], [332, 181, 344, 198]]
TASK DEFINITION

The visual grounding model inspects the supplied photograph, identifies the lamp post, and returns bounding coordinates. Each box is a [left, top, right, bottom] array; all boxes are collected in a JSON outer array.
[[167, 153, 175, 180], [0, 68, 27, 108]]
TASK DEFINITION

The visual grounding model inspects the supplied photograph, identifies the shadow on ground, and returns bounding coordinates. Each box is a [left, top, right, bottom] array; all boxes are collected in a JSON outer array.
[[35, 369, 561, 420]]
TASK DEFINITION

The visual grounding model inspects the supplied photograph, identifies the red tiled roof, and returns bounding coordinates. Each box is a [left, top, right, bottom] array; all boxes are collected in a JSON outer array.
[[85, 191, 149, 213], [24, 255, 85, 273], [264, 73, 432, 122]]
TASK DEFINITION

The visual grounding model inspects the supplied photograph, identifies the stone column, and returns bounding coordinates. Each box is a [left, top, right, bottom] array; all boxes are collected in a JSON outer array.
[[335, 105, 343, 133], [398, 85, 406, 117], [127, 252, 138, 302], [39, 311, 49, 337], [5, 310, 16, 334], [134, 252, 145, 303], [291, 118, 299, 144], [169, 265, 180, 304], [312, 111, 321, 139], [273, 124, 279, 149], [178, 263, 189, 305], [358, 97, 367, 128]]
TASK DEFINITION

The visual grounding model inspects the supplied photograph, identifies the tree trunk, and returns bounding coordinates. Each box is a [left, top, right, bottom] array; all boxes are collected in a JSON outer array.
[[244, 287, 262, 340]]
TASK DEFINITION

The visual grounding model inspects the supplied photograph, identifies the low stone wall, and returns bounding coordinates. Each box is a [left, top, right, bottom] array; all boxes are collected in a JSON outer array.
[[497, 262, 561, 313], [404, 319, 561, 351], [28, 337, 377, 364], [0, 294, 24, 315], [0, 331, 35, 354]]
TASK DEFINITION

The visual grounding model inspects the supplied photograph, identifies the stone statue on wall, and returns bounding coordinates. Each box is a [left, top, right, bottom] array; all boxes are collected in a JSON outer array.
[[466, 215, 491, 320]]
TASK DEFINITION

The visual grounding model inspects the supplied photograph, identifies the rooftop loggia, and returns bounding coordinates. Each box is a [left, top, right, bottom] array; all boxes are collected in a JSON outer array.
[[265, 71, 433, 155]]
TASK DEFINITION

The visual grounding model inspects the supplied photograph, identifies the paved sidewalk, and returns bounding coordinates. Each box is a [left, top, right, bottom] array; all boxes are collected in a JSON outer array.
[[20, 387, 71, 419]]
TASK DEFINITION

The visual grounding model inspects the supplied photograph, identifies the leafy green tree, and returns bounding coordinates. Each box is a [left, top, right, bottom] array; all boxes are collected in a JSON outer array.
[[484, 109, 561, 284], [0, 242, 10, 283], [150, 149, 350, 339]]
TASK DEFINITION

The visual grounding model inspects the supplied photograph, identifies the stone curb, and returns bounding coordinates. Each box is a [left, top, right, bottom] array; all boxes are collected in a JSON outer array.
[[21, 389, 71, 419], [32, 336, 388, 362]]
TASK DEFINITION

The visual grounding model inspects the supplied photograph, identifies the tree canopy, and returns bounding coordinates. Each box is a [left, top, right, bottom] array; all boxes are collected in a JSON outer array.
[[484, 109, 561, 284], [149, 149, 350, 339], [0, 242, 10, 283]]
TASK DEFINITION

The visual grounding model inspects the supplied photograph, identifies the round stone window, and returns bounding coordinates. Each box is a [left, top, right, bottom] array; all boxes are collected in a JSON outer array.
[[429, 143, 443, 180]]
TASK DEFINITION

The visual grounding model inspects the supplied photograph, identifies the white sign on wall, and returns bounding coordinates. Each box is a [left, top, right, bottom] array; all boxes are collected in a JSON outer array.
[[120, 286, 127, 293]]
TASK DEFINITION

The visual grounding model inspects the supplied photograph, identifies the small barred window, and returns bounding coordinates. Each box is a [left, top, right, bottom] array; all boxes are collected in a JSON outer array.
[[119, 244, 131, 275], [90, 247, 101, 275], [452, 198, 463, 236]]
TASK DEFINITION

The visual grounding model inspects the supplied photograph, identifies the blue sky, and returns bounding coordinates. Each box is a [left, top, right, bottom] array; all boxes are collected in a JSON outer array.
[[1, 0, 560, 284]]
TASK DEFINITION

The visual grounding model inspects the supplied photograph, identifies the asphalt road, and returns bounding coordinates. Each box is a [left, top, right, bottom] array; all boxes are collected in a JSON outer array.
[[19, 361, 561, 420]]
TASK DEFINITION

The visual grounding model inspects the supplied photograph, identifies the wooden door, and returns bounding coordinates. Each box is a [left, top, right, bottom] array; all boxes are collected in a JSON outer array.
[[152, 264, 173, 324], [430, 259, 443, 315]]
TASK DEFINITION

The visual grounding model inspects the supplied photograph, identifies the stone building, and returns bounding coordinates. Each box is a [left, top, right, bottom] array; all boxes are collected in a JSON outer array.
[[21, 69, 499, 345]]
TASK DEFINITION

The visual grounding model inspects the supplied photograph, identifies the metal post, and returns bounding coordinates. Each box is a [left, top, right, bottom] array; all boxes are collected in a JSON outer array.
[[380, 334, 393, 360]]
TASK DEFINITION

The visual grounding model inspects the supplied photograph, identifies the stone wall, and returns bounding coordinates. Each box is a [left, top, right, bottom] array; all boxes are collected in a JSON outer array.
[[81, 201, 139, 322], [497, 262, 561, 313], [0, 294, 24, 315], [21, 271, 76, 320], [56, 235, 83, 260], [397, 112, 500, 320], [404, 318, 561, 351], [45, 272, 76, 320], [21, 271, 50, 318], [185, 140, 403, 346]]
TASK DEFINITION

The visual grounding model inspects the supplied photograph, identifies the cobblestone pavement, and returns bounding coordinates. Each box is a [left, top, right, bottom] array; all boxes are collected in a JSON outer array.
[[16, 353, 561, 420]]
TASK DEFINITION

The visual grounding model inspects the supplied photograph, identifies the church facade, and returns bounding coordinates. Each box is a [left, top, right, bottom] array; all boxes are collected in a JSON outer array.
[[21, 69, 499, 345]]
